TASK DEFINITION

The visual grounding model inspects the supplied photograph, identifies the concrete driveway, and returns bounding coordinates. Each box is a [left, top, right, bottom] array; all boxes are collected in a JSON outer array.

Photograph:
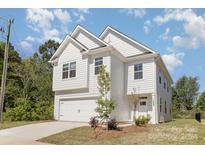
[[0, 121, 87, 145]]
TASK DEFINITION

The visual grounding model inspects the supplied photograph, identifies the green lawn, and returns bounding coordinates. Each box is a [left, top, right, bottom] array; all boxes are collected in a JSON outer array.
[[39, 119, 205, 145], [0, 121, 46, 130]]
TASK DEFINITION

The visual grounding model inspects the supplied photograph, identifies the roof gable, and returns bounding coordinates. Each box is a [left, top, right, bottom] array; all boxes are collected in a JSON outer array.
[[49, 35, 87, 62], [71, 25, 108, 49], [100, 26, 156, 57]]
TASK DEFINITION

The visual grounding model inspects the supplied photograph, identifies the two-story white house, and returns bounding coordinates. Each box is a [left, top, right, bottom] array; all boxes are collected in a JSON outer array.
[[49, 25, 173, 124]]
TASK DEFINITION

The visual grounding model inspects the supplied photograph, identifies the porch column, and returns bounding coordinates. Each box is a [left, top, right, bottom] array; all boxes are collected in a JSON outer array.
[[152, 93, 158, 124]]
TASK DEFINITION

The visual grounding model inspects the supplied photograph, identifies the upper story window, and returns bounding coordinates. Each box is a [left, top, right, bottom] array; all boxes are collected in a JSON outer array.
[[165, 101, 167, 114], [159, 76, 162, 84], [160, 97, 162, 112], [95, 57, 103, 75], [62, 64, 69, 79], [62, 61, 76, 79], [134, 63, 143, 80], [164, 82, 166, 89], [69, 62, 76, 78]]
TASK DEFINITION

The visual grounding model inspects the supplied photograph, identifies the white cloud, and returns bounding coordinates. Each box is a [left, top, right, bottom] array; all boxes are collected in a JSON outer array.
[[172, 35, 199, 49], [22, 8, 92, 55], [43, 28, 61, 42], [73, 8, 90, 23], [162, 52, 184, 72], [153, 9, 205, 49], [19, 40, 35, 56], [120, 9, 146, 18], [26, 8, 54, 29], [25, 36, 36, 43], [143, 20, 152, 33], [160, 27, 170, 40], [25, 9, 71, 43], [54, 9, 71, 25]]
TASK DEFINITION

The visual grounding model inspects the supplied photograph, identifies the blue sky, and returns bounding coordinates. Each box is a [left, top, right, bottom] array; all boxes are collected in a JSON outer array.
[[0, 8, 204, 91]]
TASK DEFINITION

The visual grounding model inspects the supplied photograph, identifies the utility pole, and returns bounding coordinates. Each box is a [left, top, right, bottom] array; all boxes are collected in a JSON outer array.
[[0, 18, 13, 124]]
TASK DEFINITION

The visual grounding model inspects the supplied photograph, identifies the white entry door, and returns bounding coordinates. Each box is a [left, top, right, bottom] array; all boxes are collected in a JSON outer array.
[[59, 99, 97, 122], [138, 100, 148, 116]]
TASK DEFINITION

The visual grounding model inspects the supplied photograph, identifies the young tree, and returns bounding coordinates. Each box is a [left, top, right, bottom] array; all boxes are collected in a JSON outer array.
[[95, 65, 115, 130], [130, 88, 140, 122], [196, 91, 205, 111], [174, 75, 199, 110]]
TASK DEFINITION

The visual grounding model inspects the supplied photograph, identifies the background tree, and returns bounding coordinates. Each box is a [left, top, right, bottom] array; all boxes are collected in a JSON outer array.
[[1, 40, 59, 121], [0, 42, 21, 109], [173, 75, 199, 111], [95, 65, 115, 130], [196, 91, 205, 111], [38, 40, 60, 63]]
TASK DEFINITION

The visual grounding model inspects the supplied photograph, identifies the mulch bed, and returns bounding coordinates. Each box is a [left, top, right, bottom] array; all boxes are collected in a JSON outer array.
[[90, 125, 149, 139]]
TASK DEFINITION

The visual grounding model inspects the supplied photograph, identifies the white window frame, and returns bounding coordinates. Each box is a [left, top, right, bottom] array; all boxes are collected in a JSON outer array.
[[69, 62, 76, 78], [159, 76, 161, 84], [134, 63, 143, 80], [62, 63, 69, 79], [95, 57, 103, 75], [165, 100, 167, 114], [62, 61, 76, 79], [160, 97, 162, 112]]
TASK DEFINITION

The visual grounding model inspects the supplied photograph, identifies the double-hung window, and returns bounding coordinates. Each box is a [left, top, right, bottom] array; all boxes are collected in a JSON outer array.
[[165, 101, 167, 114], [62, 63, 69, 79], [159, 76, 161, 84], [134, 63, 143, 79], [62, 61, 76, 79], [69, 62, 76, 78], [95, 57, 103, 75], [160, 97, 162, 112]]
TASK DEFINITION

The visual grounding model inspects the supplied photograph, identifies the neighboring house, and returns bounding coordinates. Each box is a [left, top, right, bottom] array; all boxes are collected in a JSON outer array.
[[49, 25, 173, 124]]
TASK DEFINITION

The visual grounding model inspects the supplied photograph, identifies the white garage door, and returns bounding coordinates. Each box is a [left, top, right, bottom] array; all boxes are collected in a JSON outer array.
[[59, 99, 97, 122]]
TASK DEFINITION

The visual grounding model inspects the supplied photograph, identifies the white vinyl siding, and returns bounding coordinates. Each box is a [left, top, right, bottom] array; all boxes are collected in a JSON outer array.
[[62, 64, 69, 79], [62, 62, 76, 79], [89, 52, 111, 94], [126, 58, 155, 95], [75, 31, 102, 49], [110, 54, 130, 121], [134, 63, 143, 80], [102, 30, 146, 57], [69, 62, 76, 78], [160, 97, 162, 112], [94, 57, 103, 75], [156, 63, 172, 122], [52, 42, 88, 91]]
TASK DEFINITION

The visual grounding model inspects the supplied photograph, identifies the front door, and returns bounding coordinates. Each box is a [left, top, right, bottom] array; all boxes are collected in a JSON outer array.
[[138, 100, 148, 116]]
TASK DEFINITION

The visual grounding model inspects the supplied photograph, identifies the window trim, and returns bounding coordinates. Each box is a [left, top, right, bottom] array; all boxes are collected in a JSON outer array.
[[134, 63, 143, 80], [165, 100, 167, 114], [94, 57, 103, 75], [62, 61, 77, 79], [159, 76, 161, 84], [62, 63, 69, 79], [69, 61, 76, 78], [160, 97, 162, 113]]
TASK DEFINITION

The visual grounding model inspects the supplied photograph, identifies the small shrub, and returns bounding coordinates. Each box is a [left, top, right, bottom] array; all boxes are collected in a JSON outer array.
[[89, 116, 99, 129], [135, 115, 151, 126], [108, 118, 118, 130]]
